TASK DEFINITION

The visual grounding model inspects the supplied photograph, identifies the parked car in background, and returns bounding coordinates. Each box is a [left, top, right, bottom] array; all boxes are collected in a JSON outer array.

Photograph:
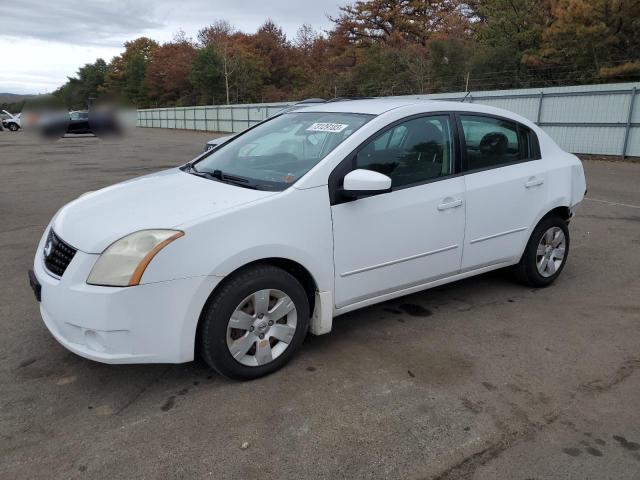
[[203, 133, 236, 152], [203, 98, 327, 152], [30, 99, 586, 380], [2, 110, 21, 131], [67, 111, 92, 134]]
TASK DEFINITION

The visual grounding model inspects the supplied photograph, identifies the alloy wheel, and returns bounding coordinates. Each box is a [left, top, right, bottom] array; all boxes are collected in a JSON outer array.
[[226, 289, 297, 367], [536, 226, 566, 277]]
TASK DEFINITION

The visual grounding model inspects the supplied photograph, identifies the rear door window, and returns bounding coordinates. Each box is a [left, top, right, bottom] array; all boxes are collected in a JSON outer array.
[[460, 115, 523, 171]]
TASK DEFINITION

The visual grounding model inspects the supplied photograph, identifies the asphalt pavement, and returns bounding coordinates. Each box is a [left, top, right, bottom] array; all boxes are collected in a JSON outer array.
[[1, 128, 639, 479]]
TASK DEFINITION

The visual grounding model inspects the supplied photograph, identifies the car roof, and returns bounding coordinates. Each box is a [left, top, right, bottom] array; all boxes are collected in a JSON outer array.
[[299, 99, 422, 115], [297, 98, 514, 117]]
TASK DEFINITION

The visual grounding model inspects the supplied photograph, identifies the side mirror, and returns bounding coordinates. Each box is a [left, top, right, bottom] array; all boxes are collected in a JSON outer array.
[[341, 169, 392, 199]]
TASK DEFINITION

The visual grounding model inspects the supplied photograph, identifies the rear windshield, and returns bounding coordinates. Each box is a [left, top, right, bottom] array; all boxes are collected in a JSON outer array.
[[194, 112, 373, 190]]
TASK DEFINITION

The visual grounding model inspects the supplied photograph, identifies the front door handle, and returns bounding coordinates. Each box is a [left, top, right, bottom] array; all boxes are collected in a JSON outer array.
[[525, 177, 544, 188], [437, 198, 463, 211]]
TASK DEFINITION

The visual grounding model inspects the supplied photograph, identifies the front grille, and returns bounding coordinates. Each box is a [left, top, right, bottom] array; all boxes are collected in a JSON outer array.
[[43, 230, 77, 277]]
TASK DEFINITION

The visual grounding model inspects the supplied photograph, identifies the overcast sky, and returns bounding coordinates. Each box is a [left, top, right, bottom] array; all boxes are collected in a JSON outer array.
[[0, 0, 342, 95]]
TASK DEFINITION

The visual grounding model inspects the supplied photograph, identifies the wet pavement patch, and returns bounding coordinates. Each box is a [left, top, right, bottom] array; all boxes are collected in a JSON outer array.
[[161, 396, 176, 412], [562, 447, 582, 457], [460, 397, 483, 414], [585, 447, 603, 457], [613, 435, 640, 451]]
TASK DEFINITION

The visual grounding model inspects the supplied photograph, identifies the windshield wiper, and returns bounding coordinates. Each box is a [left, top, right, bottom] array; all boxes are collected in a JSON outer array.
[[209, 169, 251, 184], [184, 164, 259, 189]]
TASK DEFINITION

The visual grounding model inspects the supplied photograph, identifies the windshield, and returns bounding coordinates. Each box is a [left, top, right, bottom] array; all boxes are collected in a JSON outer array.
[[193, 111, 373, 190]]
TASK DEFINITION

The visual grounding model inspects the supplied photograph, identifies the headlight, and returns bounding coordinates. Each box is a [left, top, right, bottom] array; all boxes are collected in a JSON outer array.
[[87, 230, 184, 287]]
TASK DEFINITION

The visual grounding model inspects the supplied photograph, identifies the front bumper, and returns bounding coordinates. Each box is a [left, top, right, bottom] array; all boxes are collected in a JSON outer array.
[[32, 230, 221, 364]]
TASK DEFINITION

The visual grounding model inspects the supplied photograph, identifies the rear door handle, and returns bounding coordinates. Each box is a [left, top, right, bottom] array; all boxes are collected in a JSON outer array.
[[525, 177, 544, 188], [437, 198, 463, 211]]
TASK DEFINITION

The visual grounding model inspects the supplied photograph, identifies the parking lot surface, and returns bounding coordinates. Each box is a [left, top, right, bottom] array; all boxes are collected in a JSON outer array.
[[1, 128, 639, 479]]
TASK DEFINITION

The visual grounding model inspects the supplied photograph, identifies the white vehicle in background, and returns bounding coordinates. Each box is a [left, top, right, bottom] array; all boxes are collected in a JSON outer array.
[[2, 110, 21, 131], [203, 133, 236, 152], [203, 98, 327, 152], [30, 99, 586, 380]]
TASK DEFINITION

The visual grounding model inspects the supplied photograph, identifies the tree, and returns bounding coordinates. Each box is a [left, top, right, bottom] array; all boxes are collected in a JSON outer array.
[[146, 38, 197, 105], [398, 43, 432, 93], [189, 46, 225, 104], [294, 24, 319, 55], [198, 21, 240, 104], [529, 0, 640, 81], [104, 37, 159, 106], [331, 0, 471, 46], [428, 39, 470, 91], [253, 20, 291, 75], [52, 59, 108, 109], [469, 0, 550, 87], [77, 59, 107, 104], [347, 44, 404, 95], [46, 1, 640, 108]]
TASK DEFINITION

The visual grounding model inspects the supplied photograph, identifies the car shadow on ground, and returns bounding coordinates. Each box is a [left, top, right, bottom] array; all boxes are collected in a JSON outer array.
[[303, 267, 520, 351], [41, 267, 520, 389]]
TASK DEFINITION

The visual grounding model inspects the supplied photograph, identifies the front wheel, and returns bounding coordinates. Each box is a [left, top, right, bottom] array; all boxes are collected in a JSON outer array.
[[7, 123, 19, 131], [198, 264, 310, 380], [514, 215, 570, 287]]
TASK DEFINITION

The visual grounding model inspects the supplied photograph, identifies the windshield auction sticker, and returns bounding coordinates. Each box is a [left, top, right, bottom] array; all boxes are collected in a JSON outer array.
[[306, 122, 349, 133]]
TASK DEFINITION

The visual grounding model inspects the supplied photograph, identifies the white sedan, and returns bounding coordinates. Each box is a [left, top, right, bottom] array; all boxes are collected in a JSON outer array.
[[30, 99, 586, 379]]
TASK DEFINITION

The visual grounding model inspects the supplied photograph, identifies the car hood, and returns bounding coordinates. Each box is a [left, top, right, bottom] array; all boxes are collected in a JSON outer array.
[[52, 168, 276, 253]]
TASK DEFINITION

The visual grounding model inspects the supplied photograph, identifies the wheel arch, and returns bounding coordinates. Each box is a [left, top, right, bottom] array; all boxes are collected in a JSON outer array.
[[194, 257, 322, 358], [516, 202, 572, 263], [544, 205, 571, 222], [533, 198, 572, 229]]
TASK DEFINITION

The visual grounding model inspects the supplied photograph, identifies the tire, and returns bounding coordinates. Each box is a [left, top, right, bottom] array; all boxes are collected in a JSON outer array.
[[514, 214, 570, 287], [199, 264, 310, 380], [7, 123, 19, 131]]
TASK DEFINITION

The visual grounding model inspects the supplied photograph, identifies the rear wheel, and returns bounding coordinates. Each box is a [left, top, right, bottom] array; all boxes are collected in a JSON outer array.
[[514, 215, 569, 287], [199, 264, 310, 380]]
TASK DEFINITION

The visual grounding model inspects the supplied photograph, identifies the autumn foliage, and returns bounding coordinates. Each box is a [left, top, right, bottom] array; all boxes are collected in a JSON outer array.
[[50, 0, 640, 109]]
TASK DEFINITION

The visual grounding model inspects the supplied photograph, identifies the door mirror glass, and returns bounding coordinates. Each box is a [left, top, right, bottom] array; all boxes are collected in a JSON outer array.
[[341, 169, 392, 198]]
